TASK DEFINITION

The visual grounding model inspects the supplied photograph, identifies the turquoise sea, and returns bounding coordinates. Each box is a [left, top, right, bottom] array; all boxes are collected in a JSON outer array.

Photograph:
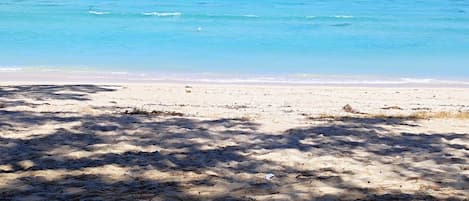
[[1, 0, 469, 80]]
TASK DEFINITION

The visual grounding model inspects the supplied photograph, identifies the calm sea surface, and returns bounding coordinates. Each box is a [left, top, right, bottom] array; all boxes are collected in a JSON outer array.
[[1, 0, 469, 78]]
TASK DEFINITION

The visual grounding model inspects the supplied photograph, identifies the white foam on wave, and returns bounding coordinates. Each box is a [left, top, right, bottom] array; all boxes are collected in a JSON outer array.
[[151, 74, 469, 86], [306, 15, 354, 19], [398, 78, 469, 85], [142, 12, 182, 17], [242, 14, 259, 18], [88, 10, 110, 15], [400, 78, 434, 84], [333, 15, 354, 18], [2, 67, 468, 86]]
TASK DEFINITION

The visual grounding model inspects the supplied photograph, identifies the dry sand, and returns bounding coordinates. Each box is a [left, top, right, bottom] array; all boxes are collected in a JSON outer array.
[[0, 83, 468, 200]]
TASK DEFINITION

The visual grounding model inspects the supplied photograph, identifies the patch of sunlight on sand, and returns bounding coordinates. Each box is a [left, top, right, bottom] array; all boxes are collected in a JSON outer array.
[[0, 169, 69, 190], [141, 169, 202, 182], [82, 164, 131, 182], [0, 164, 14, 172], [17, 160, 35, 169], [89, 143, 160, 154]]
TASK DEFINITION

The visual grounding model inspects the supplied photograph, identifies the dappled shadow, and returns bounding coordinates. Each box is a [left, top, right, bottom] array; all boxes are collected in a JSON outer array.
[[0, 110, 81, 128], [0, 85, 117, 108], [0, 85, 468, 200], [1, 174, 204, 201]]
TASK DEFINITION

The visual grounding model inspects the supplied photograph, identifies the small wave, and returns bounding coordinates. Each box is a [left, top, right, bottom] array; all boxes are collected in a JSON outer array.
[[242, 14, 259, 18], [88, 10, 110, 15], [331, 23, 352, 27], [142, 12, 182, 17], [136, 77, 469, 86], [333, 15, 354, 19], [400, 78, 434, 84], [306, 15, 354, 20]]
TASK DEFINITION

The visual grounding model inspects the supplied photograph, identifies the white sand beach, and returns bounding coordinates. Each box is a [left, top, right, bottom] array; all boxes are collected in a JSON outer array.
[[1, 83, 469, 200]]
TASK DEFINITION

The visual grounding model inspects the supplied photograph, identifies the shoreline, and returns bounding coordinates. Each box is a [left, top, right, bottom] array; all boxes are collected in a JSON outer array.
[[1, 68, 469, 88]]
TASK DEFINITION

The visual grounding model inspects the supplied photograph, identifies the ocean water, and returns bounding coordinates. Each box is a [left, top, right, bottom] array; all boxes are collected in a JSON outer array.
[[1, 0, 469, 80]]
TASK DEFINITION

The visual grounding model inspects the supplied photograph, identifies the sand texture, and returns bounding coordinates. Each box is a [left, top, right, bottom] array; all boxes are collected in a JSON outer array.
[[1, 84, 469, 200]]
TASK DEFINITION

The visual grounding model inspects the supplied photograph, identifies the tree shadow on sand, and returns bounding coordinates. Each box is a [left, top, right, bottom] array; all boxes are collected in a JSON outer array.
[[0, 85, 117, 108], [0, 85, 468, 200]]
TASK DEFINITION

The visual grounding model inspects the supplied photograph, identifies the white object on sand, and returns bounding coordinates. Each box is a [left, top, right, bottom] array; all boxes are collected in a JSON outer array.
[[265, 173, 275, 180]]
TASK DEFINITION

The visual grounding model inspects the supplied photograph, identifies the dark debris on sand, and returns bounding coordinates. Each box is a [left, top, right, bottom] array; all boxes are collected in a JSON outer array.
[[123, 108, 184, 117]]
